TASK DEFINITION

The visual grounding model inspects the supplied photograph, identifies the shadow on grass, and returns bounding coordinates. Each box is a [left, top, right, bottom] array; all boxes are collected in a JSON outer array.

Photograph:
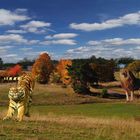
[[83, 90, 126, 100]]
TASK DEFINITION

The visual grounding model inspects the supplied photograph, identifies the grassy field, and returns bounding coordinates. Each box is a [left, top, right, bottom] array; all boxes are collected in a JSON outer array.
[[0, 83, 140, 140]]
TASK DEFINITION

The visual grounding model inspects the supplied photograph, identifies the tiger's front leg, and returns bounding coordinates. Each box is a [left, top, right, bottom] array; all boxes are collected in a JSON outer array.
[[25, 97, 32, 117], [17, 104, 25, 121], [3, 101, 15, 120]]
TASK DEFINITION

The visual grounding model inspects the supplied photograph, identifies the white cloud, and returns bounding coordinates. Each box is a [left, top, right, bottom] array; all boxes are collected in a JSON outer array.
[[3, 54, 17, 58], [88, 38, 140, 46], [0, 9, 30, 26], [6, 29, 27, 34], [0, 45, 15, 59], [20, 47, 33, 51], [1, 53, 22, 63], [64, 37, 140, 59], [70, 11, 140, 31], [41, 39, 77, 45], [24, 51, 54, 60], [64, 45, 140, 59], [28, 40, 40, 45], [0, 34, 39, 45], [20, 20, 51, 34], [0, 45, 15, 50], [0, 34, 27, 44], [43, 35, 140, 59], [15, 8, 28, 14], [45, 33, 78, 39]]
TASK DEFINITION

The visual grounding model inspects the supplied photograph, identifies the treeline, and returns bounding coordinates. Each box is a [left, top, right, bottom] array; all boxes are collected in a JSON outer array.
[[30, 54, 137, 94], [0, 56, 135, 71], [0, 54, 138, 94]]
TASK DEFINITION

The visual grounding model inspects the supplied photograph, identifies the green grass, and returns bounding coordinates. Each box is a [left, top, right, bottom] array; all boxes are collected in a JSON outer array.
[[31, 103, 140, 119], [1, 103, 140, 140], [1, 83, 140, 139], [2, 103, 140, 120]]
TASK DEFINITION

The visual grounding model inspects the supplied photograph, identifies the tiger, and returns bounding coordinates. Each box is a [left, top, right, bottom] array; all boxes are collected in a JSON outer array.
[[3, 74, 35, 121]]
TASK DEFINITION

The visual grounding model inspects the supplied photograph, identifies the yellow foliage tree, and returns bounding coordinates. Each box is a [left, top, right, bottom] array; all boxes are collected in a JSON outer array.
[[56, 59, 72, 85], [32, 53, 53, 84]]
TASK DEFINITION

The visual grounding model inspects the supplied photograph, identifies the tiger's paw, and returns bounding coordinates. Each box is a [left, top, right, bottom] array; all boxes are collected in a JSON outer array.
[[15, 118, 23, 122], [3, 116, 11, 121]]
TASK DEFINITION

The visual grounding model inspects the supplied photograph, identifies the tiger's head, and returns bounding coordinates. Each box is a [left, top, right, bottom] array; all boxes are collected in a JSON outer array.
[[8, 86, 25, 102]]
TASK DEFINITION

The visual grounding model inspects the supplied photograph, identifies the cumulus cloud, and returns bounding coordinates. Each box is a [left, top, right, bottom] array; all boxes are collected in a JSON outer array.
[[64, 45, 140, 59], [0, 9, 30, 26], [45, 33, 78, 39], [20, 47, 33, 51], [64, 37, 140, 59], [0, 45, 15, 60], [41, 39, 77, 45], [4, 54, 17, 58], [20, 20, 51, 34], [1, 53, 22, 63], [15, 8, 28, 14], [6, 29, 27, 34], [70, 11, 140, 31], [0, 45, 15, 50], [0, 47, 8, 54], [0, 34, 39, 45], [88, 38, 140, 46], [0, 34, 27, 44]]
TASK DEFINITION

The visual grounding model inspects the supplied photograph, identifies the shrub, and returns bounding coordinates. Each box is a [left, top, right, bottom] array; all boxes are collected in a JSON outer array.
[[67, 61, 97, 94], [100, 88, 108, 98], [72, 81, 89, 94], [49, 72, 61, 84]]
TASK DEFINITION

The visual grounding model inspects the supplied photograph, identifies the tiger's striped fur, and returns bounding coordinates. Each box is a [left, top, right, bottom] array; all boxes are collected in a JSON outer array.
[[3, 74, 35, 121]]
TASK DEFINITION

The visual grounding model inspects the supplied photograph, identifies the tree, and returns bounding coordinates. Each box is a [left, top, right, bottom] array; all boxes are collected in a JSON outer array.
[[0, 58, 3, 69], [7, 64, 22, 77], [90, 60, 116, 82], [56, 59, 72, 85], [116, 57, 134, 67], [127, 60, 140, 77], [18, 58, 35, 70], [67, 61, 98, 94], [32, 53, 53, 84]]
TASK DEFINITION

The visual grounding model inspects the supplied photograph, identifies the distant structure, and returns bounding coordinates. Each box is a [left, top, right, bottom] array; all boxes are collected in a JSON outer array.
[[120, 68, 140, 101]]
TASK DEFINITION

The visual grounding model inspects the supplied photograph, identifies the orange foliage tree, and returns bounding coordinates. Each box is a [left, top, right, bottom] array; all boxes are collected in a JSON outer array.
[[32, 53, 53, 84], [7, 64, 22, 77], [56, 59, 72, 85]]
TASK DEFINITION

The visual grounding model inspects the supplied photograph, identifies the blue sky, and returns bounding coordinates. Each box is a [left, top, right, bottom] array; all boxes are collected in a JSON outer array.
[[1, 0, 140, 62]]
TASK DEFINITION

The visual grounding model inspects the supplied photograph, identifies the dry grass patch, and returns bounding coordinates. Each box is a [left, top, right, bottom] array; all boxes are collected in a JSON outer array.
[[0, 112, 140, 140]]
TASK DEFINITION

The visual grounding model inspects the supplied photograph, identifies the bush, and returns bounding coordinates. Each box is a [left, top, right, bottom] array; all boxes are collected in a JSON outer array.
[[67, 61, 98, 94], [49, 72, 61, 84], [72, 80, 89, 94], [100, 88, 108, 98]]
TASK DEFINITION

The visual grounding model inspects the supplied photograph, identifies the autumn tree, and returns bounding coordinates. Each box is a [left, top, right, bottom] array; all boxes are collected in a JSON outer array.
[[7, 64, 22, 77], [56, 59, 72, 85], [127, 60, 140, 77], [32, 53, 53, 84]]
